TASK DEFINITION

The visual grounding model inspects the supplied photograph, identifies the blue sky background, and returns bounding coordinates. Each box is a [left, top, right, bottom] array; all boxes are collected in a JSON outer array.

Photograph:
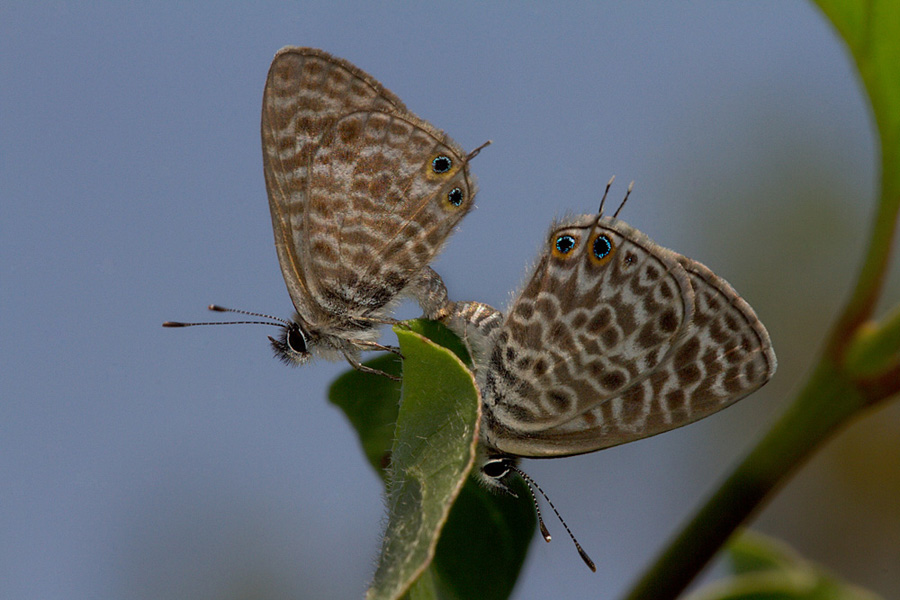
[[3, 3, 899, 599]]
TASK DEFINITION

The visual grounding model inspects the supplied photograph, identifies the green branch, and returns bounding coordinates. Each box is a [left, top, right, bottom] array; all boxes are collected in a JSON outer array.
[[622, 1, 900, 598], [846, 303, 900, 379], [622, 362, 865, 600]]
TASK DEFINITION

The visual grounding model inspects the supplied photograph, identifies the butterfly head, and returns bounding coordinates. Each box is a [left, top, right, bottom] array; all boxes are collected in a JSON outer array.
[[477, 454, 519, 494], [477, 451, 598, 572], [164, 305, 318, 366], [269, 320, 314, 366]]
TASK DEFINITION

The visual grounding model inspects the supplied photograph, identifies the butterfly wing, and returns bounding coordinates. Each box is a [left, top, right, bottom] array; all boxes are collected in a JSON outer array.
[[261, 47, 407, 322], [478, 215, 696, 448], [483, 217, 776, 458], [303, 109, 476, 319]]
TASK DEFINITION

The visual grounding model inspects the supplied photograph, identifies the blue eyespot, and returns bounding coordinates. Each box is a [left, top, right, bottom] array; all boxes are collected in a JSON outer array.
[[593, 235, 612, 259], [447, 187, 463, 206], [555, 235, 576, 254], [432, 156, 452, 174]]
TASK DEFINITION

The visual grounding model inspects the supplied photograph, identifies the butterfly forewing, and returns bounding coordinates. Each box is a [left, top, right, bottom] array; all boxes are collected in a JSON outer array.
[[483, 216, 695, 440], [305, 110, 475, 315], [261, 47, 408, 321]]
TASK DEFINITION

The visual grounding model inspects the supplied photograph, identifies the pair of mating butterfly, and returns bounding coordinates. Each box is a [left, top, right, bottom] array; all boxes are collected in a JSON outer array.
[[165, 47, 776, 569]]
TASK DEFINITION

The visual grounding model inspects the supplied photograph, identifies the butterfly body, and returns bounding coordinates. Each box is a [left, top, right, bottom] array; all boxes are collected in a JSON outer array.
[[444, 212, 776, 473], [260, 47, 479, 372]]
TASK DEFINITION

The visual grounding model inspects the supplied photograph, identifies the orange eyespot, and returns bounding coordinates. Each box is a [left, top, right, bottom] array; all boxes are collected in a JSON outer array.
[[552, 234, 579, 259], [589, 233, 615, 265]]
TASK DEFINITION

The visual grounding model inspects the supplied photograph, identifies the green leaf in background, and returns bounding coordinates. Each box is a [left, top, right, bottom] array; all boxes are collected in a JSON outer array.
[[427, 477, 536, 600], [681, 530, 884, 600], [727, 530, 806, 576], [329, 321, 535, 600], [814, 0, 900, 164]]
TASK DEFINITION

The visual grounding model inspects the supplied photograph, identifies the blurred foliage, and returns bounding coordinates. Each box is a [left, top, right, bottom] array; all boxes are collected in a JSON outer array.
[[684, 530, 883, 600]]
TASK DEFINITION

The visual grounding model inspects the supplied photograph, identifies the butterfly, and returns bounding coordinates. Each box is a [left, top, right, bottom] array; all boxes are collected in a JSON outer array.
[[442, 182, 777, 567], [165, 47, 487, 379]]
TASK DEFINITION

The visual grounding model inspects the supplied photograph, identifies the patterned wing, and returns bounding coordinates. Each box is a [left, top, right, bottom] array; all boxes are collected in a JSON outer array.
[[479, 215, 696, 450], [303, 110, 476, 318], [261, 47, 407, 321], [485, 223, 777, 458]]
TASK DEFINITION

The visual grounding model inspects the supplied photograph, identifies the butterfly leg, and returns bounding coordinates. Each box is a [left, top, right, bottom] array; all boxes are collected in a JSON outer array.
[[353, 315, 412, 331], [341, 350, 402, 381], [354, 339, 404, 358], [406, 266, 452, 320]]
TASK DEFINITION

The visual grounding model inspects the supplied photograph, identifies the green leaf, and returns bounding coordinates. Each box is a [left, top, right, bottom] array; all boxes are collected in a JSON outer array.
[[813, 0, 900, 357], [365, 326, 480, 600], [681, 531, 885, 600], [327, 320, 471, 479], [814, 0, 900, 162], [845, 303, 900, 379], [329, 353, 402, 478], [727, 529, 808, 575], [330, 321, 535, 600], [403, 319, 473, 368], [428, 477, 536, 600]]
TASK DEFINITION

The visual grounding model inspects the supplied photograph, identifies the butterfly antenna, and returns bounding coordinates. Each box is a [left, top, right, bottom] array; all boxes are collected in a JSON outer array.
[[589, 175, 618, 244], [598, 175, 616, 216], [162, 305, 290, 328], [466, 140, 492, 163], [509, 467, 552, 542], [612, 181, 634, 219], [510, 464, 597, 572]]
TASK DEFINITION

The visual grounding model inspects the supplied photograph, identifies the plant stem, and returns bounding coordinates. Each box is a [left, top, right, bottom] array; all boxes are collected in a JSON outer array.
[[827, 140, 900, 363], [623, 6, 900, 589], [622, 360, 866, 600], [846, 303, 900, 378]]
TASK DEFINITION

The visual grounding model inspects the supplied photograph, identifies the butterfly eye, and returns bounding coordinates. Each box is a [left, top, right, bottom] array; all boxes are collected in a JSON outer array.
[[481, 458, 511, 480], [590, 234, 614, 264], [447, 187, 464, 207], [286, 325, 308, 354], [553, 234, 578, 258], [431, 155, 452, 174]]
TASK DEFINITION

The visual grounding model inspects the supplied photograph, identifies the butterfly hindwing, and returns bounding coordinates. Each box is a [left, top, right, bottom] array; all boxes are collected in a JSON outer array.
[[474, 215, 775, 459], [481, 216, 695, 442], [304, 110, 475, 316]]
